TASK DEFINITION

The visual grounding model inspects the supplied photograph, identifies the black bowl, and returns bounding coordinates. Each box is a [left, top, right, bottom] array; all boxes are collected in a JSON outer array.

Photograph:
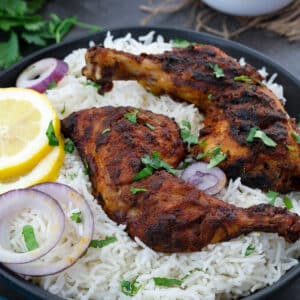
[[0, 26, 299, 300]]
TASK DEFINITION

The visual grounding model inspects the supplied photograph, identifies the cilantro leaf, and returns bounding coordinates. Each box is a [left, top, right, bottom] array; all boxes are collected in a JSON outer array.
[[246, 127, 277, 147], [121, 278, 141, 297], [130, 187, 148, 194], [292, 131, 300, 144], [180, 120, 198, 146], [21, 31, 47, 46], [266, 190, 279, 205], [70, 211, 82, 223], [22, 225, 39, 251], [46, 80, 57, 90], [209, 63, 224, 78], [64, 140, 75, 153], [132, 166, 153, 181], [46, 120, 59, 146], [124, 109, 139, 124], [153, 277, 183, 287], [245, 244, 255, 256], [86, 80, 101, 89], [234, 75, 253, 83], [283, 197, 293, 210], [196, 145, 227, 168], [172, 38, 194, 48], [89, 236, 117, 248]]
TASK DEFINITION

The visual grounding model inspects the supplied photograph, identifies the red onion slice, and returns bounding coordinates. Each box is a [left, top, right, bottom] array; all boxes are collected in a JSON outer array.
[[181, 162, 227, 195], [0, 189, 65, 264], [5, 183, 94, 276], [16, 58, 68, 93]]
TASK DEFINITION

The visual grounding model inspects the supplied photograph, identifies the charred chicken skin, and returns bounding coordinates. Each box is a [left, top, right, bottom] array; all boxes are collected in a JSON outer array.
[[62, 106, 300, 252], [82, 45, 300, 193]]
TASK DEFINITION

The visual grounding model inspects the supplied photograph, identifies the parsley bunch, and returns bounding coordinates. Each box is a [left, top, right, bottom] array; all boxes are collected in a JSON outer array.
[[0, 0, 101, 69]]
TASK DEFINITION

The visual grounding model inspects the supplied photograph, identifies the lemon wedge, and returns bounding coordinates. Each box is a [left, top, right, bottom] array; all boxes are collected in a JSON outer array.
[[0, 88, 60, 179], [0, 137, 64, 194]]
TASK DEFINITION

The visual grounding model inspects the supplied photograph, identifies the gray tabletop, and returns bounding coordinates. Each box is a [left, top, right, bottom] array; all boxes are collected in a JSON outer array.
[[1, 0, 300, 299]]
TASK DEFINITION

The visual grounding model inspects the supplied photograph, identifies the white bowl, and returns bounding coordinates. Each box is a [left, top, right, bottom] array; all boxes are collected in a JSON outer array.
[[202, 0, 294, 16]]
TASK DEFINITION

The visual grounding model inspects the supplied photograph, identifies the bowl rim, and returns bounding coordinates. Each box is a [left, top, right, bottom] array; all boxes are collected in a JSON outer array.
[[0, 25, 300, 300]]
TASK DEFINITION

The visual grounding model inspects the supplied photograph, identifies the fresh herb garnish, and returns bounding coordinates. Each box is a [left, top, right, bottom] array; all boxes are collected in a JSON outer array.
[[234, 75, 252, 83], [208, 93, 213, 100], [85, 80, 101, 89], [0, 2, 102, 69], [196, 145, 227, 168], [266, 190, 279, 205], [89, 236, 117, 248], [83, 160, 89, 175], [209, 63, 224, 78], [180, 120, 198, 146], [133, 151, 176, 181], [124, 109, 139, 124], [121, 278, 141, 297], [146, 122, 155, 131], [130, 187, 148, 194], [64, 139, 75, 153], [22, 225, 39, 251], [292, 131, 300, 144], [286, 145, 295, 151], [70, 211, 82, 223], [283, 196, 293, 209], [101, 128, 111, 134], [46, 120, 59, 146], [153, 277, 183, 287], [172, 38, 194, 48], [246, 127, 277, 147], [245, 244, 255, 256], [60, 103, 66, 114], [46, 80, 57, 90]]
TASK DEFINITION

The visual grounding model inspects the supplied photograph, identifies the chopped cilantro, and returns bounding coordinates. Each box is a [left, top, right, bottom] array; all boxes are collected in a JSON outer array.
[[146, 122, 155, 131], [133, 151, 176, 180], [60, 103, 66, 114], [208, 93, 213, 100], [172, 38, 194, 48], [180, 120, 198, 146], [209, 63, 224, 78], [64, 139, 75, 153], [85, 80, 101, 89], [22, 225, 39, 251], [283, 197, 293, 209], [46, 120, 59, 146], [130, 187, 148, 194], [101, 128, 111, 134], [124, 109, 139, 124], [196, 145, 227, 168], [245, 244, 255, 256], [234, 75, 252, 83], [246, 127, 277, 147], [292, 131, 300, 144], [153, 277, 183, 287], [121, 277, 141, 297], [286, 145, 295, 151], [83, 160, 89, 175], [266, 190, 279, 205], [89, 236, 117, 248], [70, 211, 81, 223], [46, 80, 57, 90]]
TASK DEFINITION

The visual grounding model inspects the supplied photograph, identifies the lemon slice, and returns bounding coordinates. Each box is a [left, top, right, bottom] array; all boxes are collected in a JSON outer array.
[[0, 88, 60, 179], [0, 137, 64, 194]]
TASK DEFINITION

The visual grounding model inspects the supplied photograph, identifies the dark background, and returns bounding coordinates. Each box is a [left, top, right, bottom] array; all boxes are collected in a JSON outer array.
[[1, 0, 300, 299]]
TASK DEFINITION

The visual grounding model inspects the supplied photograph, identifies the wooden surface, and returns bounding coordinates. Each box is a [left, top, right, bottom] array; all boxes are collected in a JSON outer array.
[[0, 0, 300, 299]]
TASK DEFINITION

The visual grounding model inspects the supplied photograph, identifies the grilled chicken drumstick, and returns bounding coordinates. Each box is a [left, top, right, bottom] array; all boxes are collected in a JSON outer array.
[[62, 106, 300, 252], [82, 45, 300, 193]]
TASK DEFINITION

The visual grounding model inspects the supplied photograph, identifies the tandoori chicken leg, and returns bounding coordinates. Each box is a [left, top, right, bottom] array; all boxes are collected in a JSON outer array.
[[82, 45, 300, 193], [62, 106, 300, 252]]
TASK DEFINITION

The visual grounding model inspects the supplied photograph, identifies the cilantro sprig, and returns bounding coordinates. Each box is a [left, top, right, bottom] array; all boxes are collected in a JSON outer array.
[[180, 120, 199, 147], [245, 244, 255, 256], [121, 277, 141, 297], [70, 211, 82, 223], [196, 145, 227, 168], [0, 1, 102, 69], [246, 127, 277, 147], [208, 63, 224, 78], [133, 151, 176, 181], [124, 109, 139, 124], [266, 190, 279, 205]]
